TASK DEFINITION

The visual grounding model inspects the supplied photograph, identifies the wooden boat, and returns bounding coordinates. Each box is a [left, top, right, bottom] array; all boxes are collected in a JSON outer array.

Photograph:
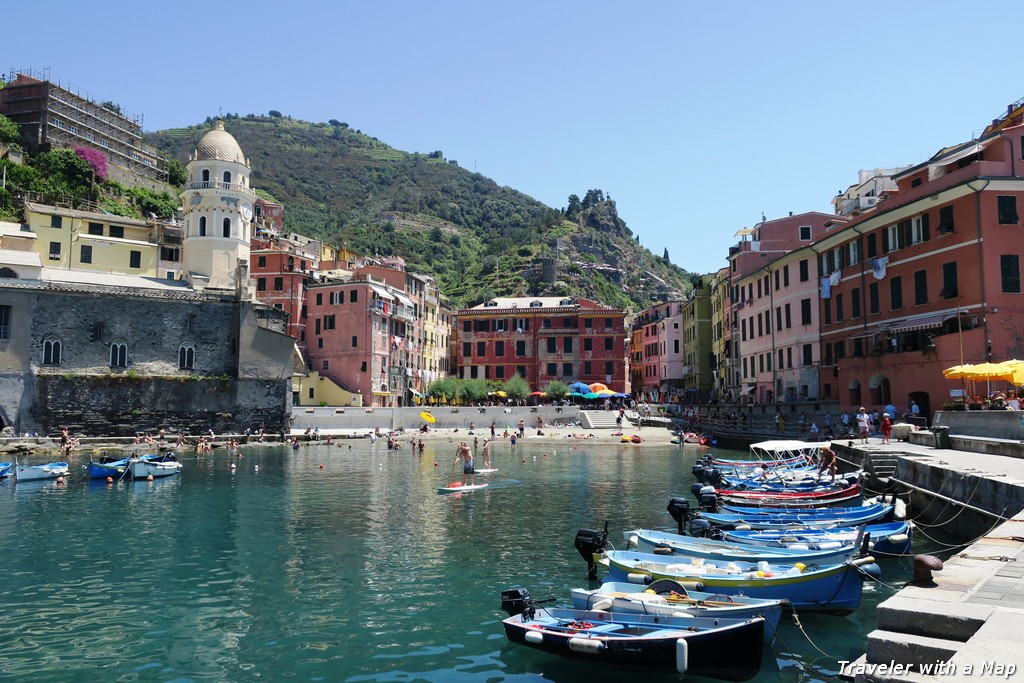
[[717, 484, 864, 509], [87, 453, 161, 480], [128, 454, 182, 479], [696, 502, 892, 530], [599, 549, 877, 614], [722, 521, 913, 556], [14, 461, 70, 482], [500, 589, 764, 680], [626, 528, 857, 566], [570, 580, 784, 645]]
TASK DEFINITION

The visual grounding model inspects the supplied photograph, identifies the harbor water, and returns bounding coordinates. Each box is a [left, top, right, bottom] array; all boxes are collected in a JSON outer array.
[[0, 440, 936, 682]]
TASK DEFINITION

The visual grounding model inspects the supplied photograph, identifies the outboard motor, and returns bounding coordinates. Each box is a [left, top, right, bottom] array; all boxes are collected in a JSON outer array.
[[689, 518, 712, 538], [500, 588, 532, 617], [699, 485, 719, 513], [691, 462, 705, 483], [574, 521, 609, 581], [705, 467, 724, 488], [701, 454, 714, 467], [690, 482, 705, 503], [666, 497, 691, 535]]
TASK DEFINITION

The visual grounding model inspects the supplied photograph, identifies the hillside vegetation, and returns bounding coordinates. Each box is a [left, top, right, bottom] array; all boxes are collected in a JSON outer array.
[[132, 114, 696, 309]]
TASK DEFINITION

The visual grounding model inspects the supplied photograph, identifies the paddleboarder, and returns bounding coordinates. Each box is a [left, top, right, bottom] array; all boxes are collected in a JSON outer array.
[[455, 441, 474, 486], [481, 439, 491, 469]]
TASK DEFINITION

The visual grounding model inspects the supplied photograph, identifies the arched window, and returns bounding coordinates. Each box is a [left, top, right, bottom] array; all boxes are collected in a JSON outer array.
[[223, 217, 231, 238], [178, 343, 195, 370], [201, 169, 210, 182], [198, 216, 207, 237], [110, 340, 128, 368], [43, 336, 62, 365], [223, 171, 232, 184], [0, 267, 17, 278]]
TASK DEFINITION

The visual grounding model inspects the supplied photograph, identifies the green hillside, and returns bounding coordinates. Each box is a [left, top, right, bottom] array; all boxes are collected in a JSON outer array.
[[145, 114, 694, 309]]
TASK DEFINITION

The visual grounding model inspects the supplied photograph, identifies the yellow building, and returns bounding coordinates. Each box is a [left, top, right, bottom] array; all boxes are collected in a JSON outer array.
[[23, 201, 159, 276]]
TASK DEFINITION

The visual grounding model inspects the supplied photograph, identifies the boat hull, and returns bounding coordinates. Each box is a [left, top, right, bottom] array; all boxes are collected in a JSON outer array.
[[723, 521, 913, 556], [570, 581, 783, 645], [601, 550, 870, 614], [14, 462, 70, 481], [129, 459, 182, 479], [628, 529, 856, 566], [502, 606, 764, 681]]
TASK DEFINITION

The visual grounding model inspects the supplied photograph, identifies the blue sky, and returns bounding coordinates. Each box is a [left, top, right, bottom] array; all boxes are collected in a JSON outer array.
[[6, 1, 1020, 274]]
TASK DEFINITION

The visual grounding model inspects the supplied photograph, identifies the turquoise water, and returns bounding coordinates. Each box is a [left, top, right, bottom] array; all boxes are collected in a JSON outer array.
[[0, 441, 928, 682]]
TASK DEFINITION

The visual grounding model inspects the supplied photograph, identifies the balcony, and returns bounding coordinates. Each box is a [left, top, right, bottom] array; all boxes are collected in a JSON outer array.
[[186, 180, 252, 194], [392, 306, 414, 322]]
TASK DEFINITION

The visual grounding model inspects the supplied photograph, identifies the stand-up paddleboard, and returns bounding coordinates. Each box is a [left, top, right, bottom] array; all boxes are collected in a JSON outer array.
[[474, 468, 498, 474], [437, 482, 489, 494]]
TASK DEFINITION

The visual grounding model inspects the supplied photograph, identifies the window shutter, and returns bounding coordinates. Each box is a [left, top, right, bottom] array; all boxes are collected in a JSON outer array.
[[921, 213, 930, 241], [882, 230, 889, 253]]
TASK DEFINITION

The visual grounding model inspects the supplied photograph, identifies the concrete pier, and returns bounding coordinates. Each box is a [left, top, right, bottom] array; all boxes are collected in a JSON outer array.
[[835, 428, 1024, 682]]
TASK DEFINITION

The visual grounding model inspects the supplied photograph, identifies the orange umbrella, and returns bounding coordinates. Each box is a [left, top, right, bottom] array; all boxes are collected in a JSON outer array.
[[589, 382, 609, 393]]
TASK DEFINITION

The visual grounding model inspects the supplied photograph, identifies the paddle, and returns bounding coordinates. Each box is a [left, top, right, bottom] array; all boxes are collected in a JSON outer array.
[[448, 448, 459, 488]]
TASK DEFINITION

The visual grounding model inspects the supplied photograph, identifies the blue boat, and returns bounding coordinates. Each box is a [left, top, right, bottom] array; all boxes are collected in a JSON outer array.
[[86, 453, 176, 480], [600, 549, 877, 614], [722, 521, 913, 556], [0, 462, 12, 478], [697, 502, 893, 530], [626, 528, 858, 566]]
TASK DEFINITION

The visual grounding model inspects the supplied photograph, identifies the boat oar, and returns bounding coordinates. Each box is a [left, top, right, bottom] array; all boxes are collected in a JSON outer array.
[[448, 452, 459, 487]]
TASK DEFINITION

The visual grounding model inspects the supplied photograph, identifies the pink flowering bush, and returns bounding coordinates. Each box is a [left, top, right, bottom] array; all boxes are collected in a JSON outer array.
[[75, 146, 108, 181]]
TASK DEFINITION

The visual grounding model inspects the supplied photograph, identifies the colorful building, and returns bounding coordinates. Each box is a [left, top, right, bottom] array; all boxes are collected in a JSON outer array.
[[630, 301, 684, 403], [455, 296, 627, 392]]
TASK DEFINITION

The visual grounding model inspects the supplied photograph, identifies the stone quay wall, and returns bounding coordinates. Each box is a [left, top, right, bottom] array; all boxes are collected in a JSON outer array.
[[27, 375, 289, 437]]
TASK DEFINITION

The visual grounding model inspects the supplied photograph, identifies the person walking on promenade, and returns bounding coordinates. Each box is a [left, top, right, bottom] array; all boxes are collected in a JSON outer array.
[[880, 414, 892, 444], [856, 407, 871, 444], [455, 441, 474, 486]]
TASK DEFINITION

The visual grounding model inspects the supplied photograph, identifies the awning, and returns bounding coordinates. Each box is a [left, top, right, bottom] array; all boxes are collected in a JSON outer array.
[[885, 312, 957, 335], [741, 385, 756, 396], [369, 284, 394, 301], [409, 389, 423, 397], [393, 291, 413, 308]]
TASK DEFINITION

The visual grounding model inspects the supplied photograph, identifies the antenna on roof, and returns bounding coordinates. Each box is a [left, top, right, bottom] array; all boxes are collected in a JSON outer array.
[[761, 211, 766, 222]]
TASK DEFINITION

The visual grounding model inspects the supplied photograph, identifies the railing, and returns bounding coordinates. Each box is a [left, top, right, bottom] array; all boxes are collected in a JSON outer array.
[[185, 180, 252, 193]]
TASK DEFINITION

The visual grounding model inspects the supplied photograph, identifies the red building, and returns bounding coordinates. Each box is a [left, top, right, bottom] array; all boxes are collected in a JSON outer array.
[[814, 111, 1024, 417], [455, 296, 627, 391]]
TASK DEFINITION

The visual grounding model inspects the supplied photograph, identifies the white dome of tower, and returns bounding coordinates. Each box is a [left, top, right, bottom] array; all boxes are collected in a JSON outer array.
[[192, 119, 246, 164]]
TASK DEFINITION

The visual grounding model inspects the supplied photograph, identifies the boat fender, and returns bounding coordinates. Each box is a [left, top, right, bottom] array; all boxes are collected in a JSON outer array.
[[851, 555, 877, 566], [675, 638, 689, 674], [856, 561, 882, 580], [699, 485, 716, 495], [627, 534, 639, 548], [817, 541, 842, 550], [779, 536, 799, 543], [569, 637, 604, 654], [626, 573, 649, 584], [591, 598, 613, 611], [653, 545, 674, 555], [734, 525, 752, 531], [887, 533, 909, 544], [788, 543, 810, 550], [524, 630, 544, 644]]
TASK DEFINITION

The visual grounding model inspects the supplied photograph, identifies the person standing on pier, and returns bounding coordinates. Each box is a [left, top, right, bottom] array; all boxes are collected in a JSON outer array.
[[880, 414, 892, 444], [856, 407, 871, 444]]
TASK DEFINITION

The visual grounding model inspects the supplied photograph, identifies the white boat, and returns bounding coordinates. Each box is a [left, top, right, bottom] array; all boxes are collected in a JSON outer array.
[[14, 461, 70, 482], [129, 456, 182, 479]]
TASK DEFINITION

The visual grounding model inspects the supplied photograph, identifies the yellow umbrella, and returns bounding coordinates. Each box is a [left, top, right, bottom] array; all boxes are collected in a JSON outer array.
[[943, 364, 973, 379], [420, 411, 436, 424], [595, 388, 616, 396], [959, 362, 1016, 381]]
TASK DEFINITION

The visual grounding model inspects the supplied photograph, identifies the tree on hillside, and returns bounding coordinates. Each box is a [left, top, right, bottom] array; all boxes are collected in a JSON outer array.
[[663, 248, 670, 262], [0, 114, 19, 145], [565, 194, 581, 218]]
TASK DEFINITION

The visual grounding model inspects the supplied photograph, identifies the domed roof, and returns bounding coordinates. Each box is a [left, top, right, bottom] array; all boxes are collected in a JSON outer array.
[[194, 120, 245, 164]]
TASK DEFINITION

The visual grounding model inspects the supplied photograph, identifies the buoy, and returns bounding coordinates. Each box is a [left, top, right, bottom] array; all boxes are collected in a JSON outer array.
[[230, 463, 236, 469], [147, 474, 154, 481], [254, 465, 259, 472], [319, 463, 324, 469], [56, 476, 64, 484], [106, 476, 113, 483], [434, 462, 438, 468], [522, 459, 526, 464]]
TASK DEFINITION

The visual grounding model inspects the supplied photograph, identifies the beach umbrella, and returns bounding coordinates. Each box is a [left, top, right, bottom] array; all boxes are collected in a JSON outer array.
[[589, 382, 609, 393], [495, 391, 507, 398], [943, 364, 973, 379], [568, 381, 591, 394], [595, 388, 616, 396], [959, 362, 1016, 381], [420, 411, 436, 424], [530, 391, 545, 396], [582, 392, 601, 400]]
